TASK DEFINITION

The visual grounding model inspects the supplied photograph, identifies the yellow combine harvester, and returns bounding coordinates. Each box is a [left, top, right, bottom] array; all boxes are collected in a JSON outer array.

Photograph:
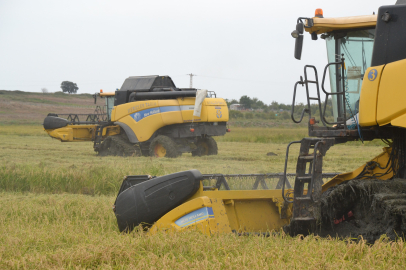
[[113, 3, 406, 242], [44, 75, 229, 157]]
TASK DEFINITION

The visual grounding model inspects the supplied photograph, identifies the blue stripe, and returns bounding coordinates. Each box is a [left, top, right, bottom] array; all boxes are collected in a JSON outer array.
[[130, 106, 181, 122], [175, 207, 214, 228], [160, 106, 180, 113]]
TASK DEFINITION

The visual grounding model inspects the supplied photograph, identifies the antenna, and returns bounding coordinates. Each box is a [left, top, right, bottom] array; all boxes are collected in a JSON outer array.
[[187, 73, 196, 88]]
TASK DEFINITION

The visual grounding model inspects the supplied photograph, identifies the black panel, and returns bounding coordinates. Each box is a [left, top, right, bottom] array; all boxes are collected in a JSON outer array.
[[119, 76, 159, 92], [118, 76, 176, 92], [151, 76, 176, 89], [115, 75, 179, 106], [371, 5, 406, 66], [114, 91, 127, 106], [129, 90, 196, 102], [156, 122, 227, 139], [43, 116, 68, 129], [114, 170, 202, 232]]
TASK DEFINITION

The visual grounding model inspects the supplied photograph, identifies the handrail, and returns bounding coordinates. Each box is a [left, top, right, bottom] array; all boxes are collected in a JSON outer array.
[[303, 65, 328, 127], [282, 140, 302, 203], [291, 80, 308, 123], [320, 60, 347, 126]]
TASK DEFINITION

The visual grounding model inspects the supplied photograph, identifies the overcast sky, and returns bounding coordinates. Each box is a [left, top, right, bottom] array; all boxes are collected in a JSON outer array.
[[0, 0, 394, 104]]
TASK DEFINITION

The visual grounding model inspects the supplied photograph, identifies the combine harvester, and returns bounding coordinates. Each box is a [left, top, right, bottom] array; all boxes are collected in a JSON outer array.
[[43, 75, 229, 157], [113, 2, 406, 242]]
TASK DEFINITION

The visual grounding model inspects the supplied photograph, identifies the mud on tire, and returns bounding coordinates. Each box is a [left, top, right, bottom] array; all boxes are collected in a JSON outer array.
[[149, 135, 180, 158], [192, 136, 218, 156]]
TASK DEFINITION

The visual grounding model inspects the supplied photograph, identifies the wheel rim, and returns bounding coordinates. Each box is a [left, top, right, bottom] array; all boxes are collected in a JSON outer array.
[[154, 144, 166, 157], [200, 142, 209, 155]]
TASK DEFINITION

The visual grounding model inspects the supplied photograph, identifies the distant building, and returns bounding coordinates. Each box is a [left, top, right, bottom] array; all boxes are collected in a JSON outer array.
[[230, 104, 243, 111]]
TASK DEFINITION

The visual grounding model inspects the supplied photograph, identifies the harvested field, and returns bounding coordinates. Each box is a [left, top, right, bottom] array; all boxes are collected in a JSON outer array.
[[0, 90, 104, 124]]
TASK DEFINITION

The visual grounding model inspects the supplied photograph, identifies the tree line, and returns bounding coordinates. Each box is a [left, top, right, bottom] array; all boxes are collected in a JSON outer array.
[[226, 95, 334, 120]]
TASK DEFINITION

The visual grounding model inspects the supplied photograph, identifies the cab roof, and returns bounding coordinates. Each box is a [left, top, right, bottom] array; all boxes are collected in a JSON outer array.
[[305, 15, 377, 34], [99, 92, 115, 97]]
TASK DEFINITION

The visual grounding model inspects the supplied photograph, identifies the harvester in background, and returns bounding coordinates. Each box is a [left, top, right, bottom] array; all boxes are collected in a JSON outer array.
[[43, 75, 229, 158], [113, 3, 406, 242]]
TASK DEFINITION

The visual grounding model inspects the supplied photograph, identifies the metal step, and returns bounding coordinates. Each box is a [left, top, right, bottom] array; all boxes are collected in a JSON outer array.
[[291, 217, 315, 221], [297, 175, 312, 182], [298, 155, 314, 161], [294, 196, 312, 201]]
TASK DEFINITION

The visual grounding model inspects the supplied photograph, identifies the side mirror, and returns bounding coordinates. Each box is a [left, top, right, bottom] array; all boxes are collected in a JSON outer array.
[[296, 22, 304, 34], [292, 21, 304, 60], [294, 35, 304, 60]]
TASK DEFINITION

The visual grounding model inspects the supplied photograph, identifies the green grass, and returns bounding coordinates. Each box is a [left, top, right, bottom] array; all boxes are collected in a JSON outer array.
[[217, 127, 308, 143], [0, 125, 387, 195], [0, 124, 402, 268]]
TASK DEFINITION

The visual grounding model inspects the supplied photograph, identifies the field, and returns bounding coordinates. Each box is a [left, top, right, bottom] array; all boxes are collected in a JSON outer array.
[[1, 91, 405, 269], [1, 124, 405, 269]]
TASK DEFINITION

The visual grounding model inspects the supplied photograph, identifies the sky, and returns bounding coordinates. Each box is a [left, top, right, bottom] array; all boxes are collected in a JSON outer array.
[[0, 0, 395, 104]]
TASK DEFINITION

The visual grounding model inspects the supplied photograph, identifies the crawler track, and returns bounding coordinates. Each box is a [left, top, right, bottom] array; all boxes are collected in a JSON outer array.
[[98, 135, 141, 157], [319, 178, 406, 243]]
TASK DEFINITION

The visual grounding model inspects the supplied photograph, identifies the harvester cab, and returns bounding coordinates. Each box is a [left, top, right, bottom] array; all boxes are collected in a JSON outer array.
[[94, 91, 115, 121], [291, 11, 377, 139]]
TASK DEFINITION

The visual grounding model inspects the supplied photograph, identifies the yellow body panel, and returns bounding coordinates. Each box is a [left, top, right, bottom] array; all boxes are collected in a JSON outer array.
[[358, 65, 385, 127], [113, 100, 160, 121], [149, 197, 232, 235], [111, 97, 228, 142], [204, 99, 229, 122], [322, 147, 392, 192], [178, 97, 204, 121], [149, 184, 291, 235], [306, 15, 376, 34], [376, 59, 406, 127], [45, 125, 120, 142]]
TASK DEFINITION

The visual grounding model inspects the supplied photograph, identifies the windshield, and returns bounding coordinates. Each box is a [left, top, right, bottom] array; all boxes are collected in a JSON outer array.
[[105, 96, 115, 121], [325, 28, 375, 122]]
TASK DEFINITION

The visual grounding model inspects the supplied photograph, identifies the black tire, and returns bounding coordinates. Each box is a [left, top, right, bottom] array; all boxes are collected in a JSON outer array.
[[98, 135, 140, 157], [149, 135, 180, 158], [192, 136, 218, 156]]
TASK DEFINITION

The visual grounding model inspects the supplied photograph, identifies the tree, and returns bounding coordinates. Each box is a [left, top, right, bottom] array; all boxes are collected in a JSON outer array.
[[225, 99, 239, 107], [239, 95, 252, 109], [61, 81, 79, 94], [41, 87, 48, 94]]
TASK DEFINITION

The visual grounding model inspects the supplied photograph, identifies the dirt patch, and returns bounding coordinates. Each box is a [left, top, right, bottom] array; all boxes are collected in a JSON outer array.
[[319, 178, 406, 243]]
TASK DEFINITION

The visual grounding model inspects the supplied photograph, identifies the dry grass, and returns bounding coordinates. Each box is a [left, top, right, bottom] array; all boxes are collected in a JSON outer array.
[[1, 193, 405, 269], [0, 124, 402, 269]]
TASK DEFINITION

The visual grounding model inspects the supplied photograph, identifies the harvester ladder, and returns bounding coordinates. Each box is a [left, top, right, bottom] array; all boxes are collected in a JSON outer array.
[[282, 138, 334, 233], [93, 125, 104, 152]]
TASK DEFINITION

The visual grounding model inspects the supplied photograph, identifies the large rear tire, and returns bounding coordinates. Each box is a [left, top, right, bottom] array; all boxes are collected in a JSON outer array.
[[149, 135, 180, 158], [192, 136, 218, 156]]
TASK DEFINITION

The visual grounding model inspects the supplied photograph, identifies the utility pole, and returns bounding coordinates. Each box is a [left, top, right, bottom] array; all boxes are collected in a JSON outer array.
[[187, 73, 196, 88]]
